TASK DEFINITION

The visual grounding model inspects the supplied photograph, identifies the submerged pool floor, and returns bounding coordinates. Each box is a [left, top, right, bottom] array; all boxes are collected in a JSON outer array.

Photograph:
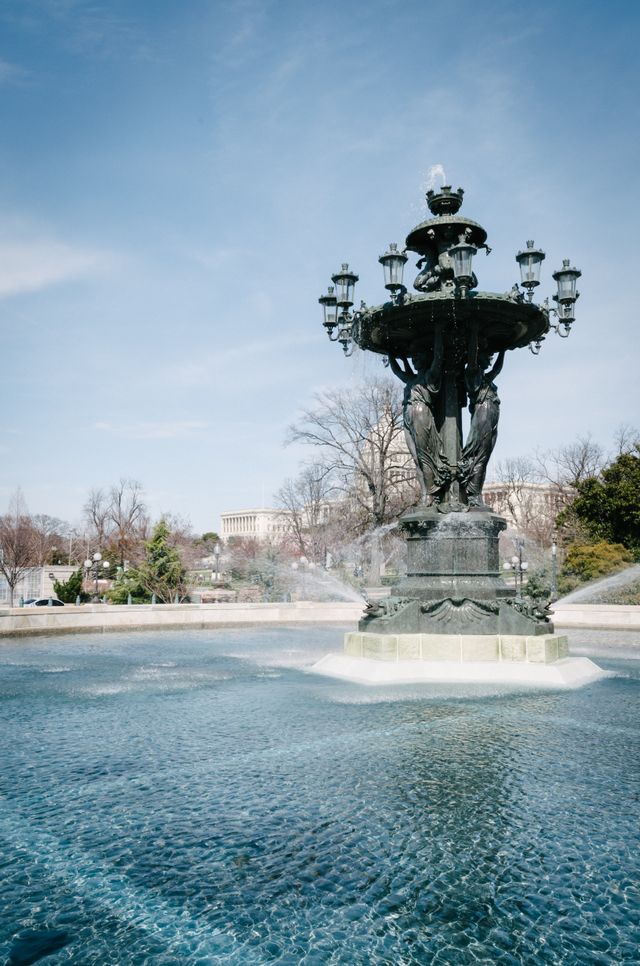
[[0, 627, 639, 964]]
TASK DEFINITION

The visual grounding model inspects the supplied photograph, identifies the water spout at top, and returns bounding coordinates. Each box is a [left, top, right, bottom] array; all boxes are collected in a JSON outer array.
[[423, 164, 447, 193]]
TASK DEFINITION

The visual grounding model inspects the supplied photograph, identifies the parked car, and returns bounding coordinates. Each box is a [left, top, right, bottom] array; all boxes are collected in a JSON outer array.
[[25, 598, 65, 607]]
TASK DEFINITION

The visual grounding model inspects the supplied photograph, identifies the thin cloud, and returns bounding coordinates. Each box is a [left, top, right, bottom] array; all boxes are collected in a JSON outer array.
[[0, 58, 28, 85], [94, 420, 209, 440], [162, 334, 319, 389], [187, 246, 257, 271], [0, 237, 113, 298]]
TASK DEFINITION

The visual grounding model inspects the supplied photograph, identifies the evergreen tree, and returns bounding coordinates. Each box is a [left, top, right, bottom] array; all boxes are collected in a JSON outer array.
[[136, 520, 188, 603], [570, 445, 640, 557], [53, 568, 89, 603]]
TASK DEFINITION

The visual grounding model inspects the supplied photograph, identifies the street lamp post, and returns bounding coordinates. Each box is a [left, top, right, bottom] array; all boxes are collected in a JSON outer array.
[[503, 540, 529, 597], [84, 551, 110, 602], [551, 537, 558, 601], [213, 543, 221, 582]]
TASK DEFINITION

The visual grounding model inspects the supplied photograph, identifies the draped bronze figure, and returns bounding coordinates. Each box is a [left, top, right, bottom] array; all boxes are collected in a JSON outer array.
[[389, 325, 451, 506], [459, 350, 505, 507]]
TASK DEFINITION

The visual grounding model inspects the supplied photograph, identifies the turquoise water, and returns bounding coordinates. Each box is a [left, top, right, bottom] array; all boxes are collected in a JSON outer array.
[[0, 627, 639, 965]]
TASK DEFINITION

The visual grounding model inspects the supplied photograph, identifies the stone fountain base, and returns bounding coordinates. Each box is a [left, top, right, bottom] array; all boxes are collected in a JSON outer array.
[[309, 631, 607, 688], [345, 629, 569, 663], [360, 509, 556, 638], [310, 507, 607, 689]]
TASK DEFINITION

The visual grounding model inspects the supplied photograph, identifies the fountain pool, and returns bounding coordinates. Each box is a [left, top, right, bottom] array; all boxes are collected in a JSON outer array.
[[1, 627, 639, 964]]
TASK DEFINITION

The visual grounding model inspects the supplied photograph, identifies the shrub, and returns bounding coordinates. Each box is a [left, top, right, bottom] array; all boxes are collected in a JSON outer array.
[[561, 540, 633, 585], [53, 569, 89, 603]]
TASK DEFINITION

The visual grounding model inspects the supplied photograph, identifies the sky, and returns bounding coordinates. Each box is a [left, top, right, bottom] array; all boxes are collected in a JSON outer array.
[[0, 0, 638, 534]]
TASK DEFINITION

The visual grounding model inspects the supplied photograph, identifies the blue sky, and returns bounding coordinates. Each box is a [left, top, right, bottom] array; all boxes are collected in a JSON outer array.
[[1, 0, 638, 533]]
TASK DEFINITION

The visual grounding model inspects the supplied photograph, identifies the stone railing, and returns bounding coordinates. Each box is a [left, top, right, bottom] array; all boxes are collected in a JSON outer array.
[[550, 603, 640, 629], [0, 601, 364, 639]]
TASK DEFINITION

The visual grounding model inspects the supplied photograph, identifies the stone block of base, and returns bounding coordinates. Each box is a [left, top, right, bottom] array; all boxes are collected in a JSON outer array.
[[526, 635, 569, 664], [499, 636, 527, 662], [461, 635, 500, 662], [421, 634, 461, 661], [344, 632, 570, 666], [362, 633, 397, 661], [344, 633, 364, 658], [397, 634, 421, 659]]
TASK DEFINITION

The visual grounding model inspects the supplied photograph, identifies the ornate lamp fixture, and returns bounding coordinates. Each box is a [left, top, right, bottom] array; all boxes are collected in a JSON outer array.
[[551, 259, 582, 339], [325, 263, 359, 356], [449, 233, 477, 297], [318, 286, 338, 340], [379, 243, 408, 300], [516, 240, 545, 300], [320, 187, 581, 360]]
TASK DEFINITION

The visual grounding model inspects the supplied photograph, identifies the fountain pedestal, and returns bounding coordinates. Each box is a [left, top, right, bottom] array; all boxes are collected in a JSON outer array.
[[359, 508, 553, 638], [322, 506, 597, 684]]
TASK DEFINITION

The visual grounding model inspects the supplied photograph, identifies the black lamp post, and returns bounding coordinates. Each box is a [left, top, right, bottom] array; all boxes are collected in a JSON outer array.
[[84, 551, 110, 602], [503, 540, 529, 597], [551, 537, 558, 601]]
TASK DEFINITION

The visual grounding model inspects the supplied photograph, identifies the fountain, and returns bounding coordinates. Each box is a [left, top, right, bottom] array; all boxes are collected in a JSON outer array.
[[314, 185, 604, 687]]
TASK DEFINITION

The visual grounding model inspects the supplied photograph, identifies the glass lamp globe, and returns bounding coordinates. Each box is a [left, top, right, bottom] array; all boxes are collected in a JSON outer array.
[[449, 237, 476, 285], [331, 263, 359, 308], [516, 240, 545, 291], [379, 243, 408, 292], [318, 286, 338, 330], [553, 260, 581, 303]]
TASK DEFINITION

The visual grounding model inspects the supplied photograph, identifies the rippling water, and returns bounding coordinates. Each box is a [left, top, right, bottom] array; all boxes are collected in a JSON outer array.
[[1, 627, 639, 964]]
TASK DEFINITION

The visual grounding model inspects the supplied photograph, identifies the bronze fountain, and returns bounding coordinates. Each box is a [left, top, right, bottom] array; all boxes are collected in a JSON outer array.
[[319, 185, 581, 638]]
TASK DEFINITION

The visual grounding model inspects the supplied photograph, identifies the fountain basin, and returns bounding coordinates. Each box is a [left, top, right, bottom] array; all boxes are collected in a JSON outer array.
[[0, 626, 636, 963]]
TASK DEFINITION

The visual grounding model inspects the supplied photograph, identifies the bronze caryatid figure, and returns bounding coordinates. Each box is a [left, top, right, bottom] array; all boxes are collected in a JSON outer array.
[[389, 324, 451, 507], [459, 328, 505, 508]]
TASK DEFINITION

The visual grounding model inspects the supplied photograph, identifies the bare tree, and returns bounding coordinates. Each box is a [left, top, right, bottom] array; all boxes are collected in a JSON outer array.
[[613, 424, 640, 457], [108, 479, 148, 566], [534, 435, 604, 511], [30, 514, 70, 566], [492, 457, 539, 522], [84, 479, 148, 566], [527, 435, 606, 545], [489, 457, 558, 546], [287, 378, 415, 532], [84, 488, 112, 546], [0, 490, 36, 606], [275, 462, 334, 562]]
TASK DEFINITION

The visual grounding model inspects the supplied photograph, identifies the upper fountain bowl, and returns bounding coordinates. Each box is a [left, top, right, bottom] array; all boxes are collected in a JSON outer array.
[[426, 186, 464, 216]]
